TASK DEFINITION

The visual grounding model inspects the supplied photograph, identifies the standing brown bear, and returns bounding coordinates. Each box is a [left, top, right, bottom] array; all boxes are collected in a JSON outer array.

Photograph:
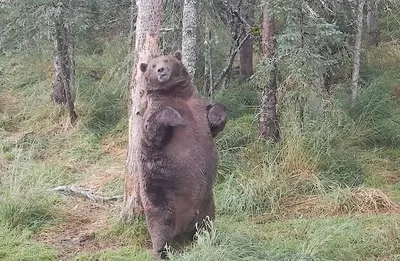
[[139, 51, 226, 260]]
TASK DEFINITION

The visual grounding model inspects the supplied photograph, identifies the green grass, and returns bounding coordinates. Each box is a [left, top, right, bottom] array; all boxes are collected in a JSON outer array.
[[163, 215, 400, 260], [0, 224, 57, 261]]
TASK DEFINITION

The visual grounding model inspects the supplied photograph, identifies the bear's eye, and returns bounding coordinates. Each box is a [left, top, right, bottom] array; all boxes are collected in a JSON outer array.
[[152, 64, 156, 68], [164, 59, 169, 63]]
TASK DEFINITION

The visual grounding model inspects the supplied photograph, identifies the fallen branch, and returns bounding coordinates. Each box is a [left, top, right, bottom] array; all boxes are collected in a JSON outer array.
[[51, 186, 123, 203]]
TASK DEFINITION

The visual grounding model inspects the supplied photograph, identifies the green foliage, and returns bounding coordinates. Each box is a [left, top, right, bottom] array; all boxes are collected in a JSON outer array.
[[214, 83, 259, 120], [214, 59, 400, 216], [346, 72, 400, 147], [380, 4, 400, 41], [0, 0, 51, 55], [75, 37, 129, 137], [0, 0, 131, 56], [263, 0, 349, 90]]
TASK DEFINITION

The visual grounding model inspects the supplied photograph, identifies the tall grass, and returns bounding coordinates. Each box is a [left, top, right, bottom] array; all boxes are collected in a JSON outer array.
[[75, 38, 129, 137], [0, 144, 64, 231], [213, 57, 400, 218], [0, 224, 57, 260], [165, 215, 400, 260]]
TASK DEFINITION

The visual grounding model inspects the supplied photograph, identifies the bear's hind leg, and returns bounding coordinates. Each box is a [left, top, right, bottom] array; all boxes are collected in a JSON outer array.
[[195, 196, 215, 234], [145, 207, 175, 260]]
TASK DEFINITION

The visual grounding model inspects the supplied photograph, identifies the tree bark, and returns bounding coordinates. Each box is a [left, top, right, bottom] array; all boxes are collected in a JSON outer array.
[[51, 54, 67, 104], [239, 0, 255, 80], [259, 7, 279, 142], [66, 22, 75, 95], [52, 1, 77, 125], [204, 24, 213, 98], [121, 0, 163, 222], [366, 0, 380, 46], [351, 0, 366, 106], [181, 0, 198, 81], [127, 0, 136, 96]]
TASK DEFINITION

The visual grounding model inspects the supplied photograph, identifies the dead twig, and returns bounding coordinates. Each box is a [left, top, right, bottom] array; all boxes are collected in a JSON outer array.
[[51, 186, 123, 203], [211, 33, 250, 91]]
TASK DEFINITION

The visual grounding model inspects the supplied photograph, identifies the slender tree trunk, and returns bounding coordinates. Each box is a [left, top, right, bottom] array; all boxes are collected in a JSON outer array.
[[128, 0, 136, 55], [51, 54, 66, 104], [66, 22, 75, 93], [52, 1, 77, 125], [121, 0, 163, 222], [181, 0, 198, 81], [127, 0, 136, 110], [351, 0, 366, 106], [204, 25, 213, 98], [366, 0, 380, 46], [259, 7, 279, 142], [239, 0, 255, 80]]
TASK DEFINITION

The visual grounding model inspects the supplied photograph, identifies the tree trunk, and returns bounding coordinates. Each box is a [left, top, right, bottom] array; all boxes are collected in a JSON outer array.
[[127, 0, 136, 110], [51, 54, 67, 104], [204, 24, 213, 98], [52, 1, 77, 125], [181, 0, 198, 81], [366, 0, 380, 46], [121, 0, 163, 222], [239, 0, 255, 80], [66, 22, 75, 94], [351, 0, 366, 106], [259, 7, 279, 142]]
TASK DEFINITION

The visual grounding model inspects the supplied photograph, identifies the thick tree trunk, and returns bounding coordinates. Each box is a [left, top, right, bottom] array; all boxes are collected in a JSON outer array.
[[52, 1, 77, 125], [351, 0, 366, 106], [181, 0, 198, 80], [366, 0, 380, 46], [259, 7, 279, 142], [121, 0, 163, 222], [239, 0, 255, 80]]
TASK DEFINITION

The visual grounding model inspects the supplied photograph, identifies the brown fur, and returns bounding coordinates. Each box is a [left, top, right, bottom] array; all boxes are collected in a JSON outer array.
[[139, 52, 220, 260], [206, 102, 228, 138]]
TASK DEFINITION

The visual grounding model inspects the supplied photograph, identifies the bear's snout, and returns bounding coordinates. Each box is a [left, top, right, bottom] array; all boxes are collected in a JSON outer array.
[[156, 64, 171, 83]]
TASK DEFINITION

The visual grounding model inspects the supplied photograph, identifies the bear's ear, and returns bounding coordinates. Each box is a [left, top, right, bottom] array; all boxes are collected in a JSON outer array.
[[139, 63, 148, 72], [173, 51, 182, 61], [158, 107, 186, 127]]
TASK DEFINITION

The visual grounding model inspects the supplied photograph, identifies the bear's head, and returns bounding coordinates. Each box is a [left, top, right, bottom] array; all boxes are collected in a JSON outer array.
[[140, 51, 191, 94]]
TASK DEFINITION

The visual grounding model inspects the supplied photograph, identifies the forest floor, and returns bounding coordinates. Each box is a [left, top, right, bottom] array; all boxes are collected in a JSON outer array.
[[1, 42, 400, 260]]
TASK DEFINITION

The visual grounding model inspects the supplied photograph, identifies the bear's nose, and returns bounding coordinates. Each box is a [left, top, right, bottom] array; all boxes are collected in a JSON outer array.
[[157, 67, 165, 73]]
